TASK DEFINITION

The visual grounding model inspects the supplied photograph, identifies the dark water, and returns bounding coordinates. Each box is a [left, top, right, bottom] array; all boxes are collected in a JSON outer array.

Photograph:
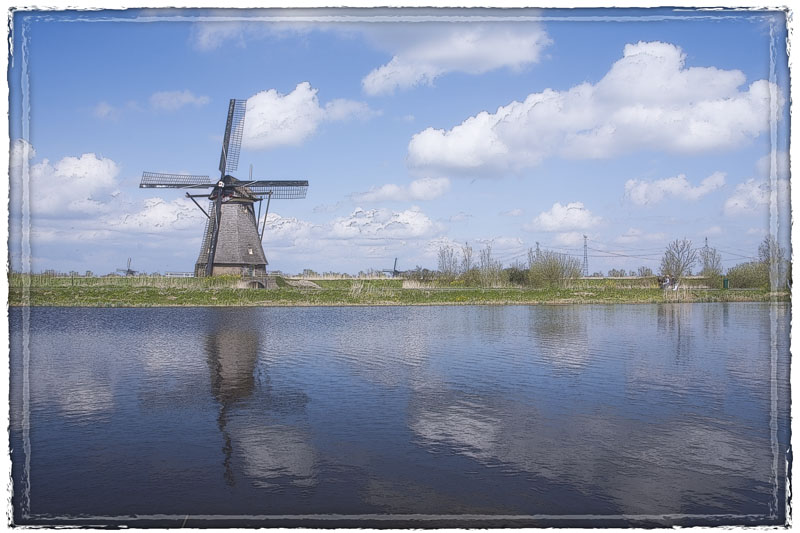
[[9, 303, 790, 527]]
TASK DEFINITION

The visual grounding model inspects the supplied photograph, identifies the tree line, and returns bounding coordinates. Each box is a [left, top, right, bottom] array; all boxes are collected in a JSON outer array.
[[417, 236, 789, 290]]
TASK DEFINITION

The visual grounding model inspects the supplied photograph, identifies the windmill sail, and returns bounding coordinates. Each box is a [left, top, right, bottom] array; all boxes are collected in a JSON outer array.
[[238, 180, 309, 199], [140, 98, 308, 278], [140, 172, 213, 188], [219, 99, 247, 175]]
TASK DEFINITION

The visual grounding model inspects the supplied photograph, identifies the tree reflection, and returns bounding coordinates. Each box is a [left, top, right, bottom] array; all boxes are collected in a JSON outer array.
[[656, 304, 693, 360], [530, 307, 590, 370]]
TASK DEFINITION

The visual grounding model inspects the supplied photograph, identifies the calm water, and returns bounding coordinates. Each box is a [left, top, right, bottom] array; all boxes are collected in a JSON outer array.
[[9, 304, 790, 527]]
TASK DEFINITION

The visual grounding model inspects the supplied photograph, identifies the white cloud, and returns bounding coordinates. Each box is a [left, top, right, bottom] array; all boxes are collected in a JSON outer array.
[[10, 138, 35, 172], [243, 82, 377, 150], [149, 90, 210, 111], [352, 177, 450, 203], [755, 150, 790, 181], [625, 172, 725, 206], [27, 153, 121, 216], [724, 178, 790, 216], [501, 208, 523, 217], [448, 212, 472, 222], [408, 41, 784, 177], [329, 207, 440, 240], [191, 20, 260, 51], [93, 101, 120, 120], [553, 232, 585, 246], [724, 152, 790, 217], [324, 99, 380, 121], [615, 228, 667, 244], [361, 23, 551, 95], [260, 212, 315, 244], [703, 225, 723, 236], [188, 20, 550, 97], [108, 197, 206, 233], [529, 202, 601, 232]]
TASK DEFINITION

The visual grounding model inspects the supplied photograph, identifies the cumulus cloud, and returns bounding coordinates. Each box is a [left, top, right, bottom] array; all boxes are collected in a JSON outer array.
[[362, 23, 551, 95], [529, 202, 601, 232], [352, 177, 450, 203], [408, 41, 784, 177], [149, 90, 210, 111], [243, 82, 377, 150], [625, 172, 725, 206], [329, 207, 440, 240], [500, 208, 523, 217], [26, 153, 121, 216], [108, 197, 206, 233]]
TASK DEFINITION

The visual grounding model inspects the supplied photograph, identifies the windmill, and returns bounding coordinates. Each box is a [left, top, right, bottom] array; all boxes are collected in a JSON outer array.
[[140, 99, 308, 277], [116, 257, 138, 277], [382, 258, 400, 278]]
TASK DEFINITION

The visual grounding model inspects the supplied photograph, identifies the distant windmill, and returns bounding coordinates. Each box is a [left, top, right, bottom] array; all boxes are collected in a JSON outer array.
[[382, 258, 401, 278], [116, 257, 138, 277], [139, 99, 309, 277]]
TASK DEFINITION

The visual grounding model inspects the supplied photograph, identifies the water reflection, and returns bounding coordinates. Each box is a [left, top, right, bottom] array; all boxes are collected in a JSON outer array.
[[10, 305, 787, 525], [204, 311, 316, 488], [530, 306, 590, 370], [27, 325, 116, 424], [408, 388, 773, 515], [657, 304, 694, 360]]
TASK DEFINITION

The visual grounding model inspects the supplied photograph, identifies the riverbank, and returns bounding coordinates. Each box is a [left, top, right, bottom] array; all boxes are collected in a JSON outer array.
[[8, 278, 788, 307]]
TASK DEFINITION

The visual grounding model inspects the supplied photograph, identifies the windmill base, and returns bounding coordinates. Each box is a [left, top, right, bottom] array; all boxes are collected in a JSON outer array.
[[236, 276, 278, 289], [194, 264, 268, 277]]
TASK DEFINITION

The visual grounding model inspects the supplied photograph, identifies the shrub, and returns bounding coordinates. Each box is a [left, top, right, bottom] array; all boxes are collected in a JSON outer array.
[[726, 261, 769, 289], [528, 251, 581, 288]]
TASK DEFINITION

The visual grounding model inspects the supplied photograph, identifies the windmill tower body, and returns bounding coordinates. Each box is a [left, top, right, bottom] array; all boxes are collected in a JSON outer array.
[[195, 184, 269, 276], [140, 99, 308, 277]]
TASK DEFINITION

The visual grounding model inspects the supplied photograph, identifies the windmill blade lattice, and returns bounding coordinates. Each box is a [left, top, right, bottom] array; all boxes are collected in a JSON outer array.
[[140, 172, 213, 188], [219, 99, 247, 176], [239, 180, 309, 199], [139, 97, 308, 278]]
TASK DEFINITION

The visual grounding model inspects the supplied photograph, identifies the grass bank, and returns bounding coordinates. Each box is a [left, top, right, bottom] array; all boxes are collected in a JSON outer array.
[[8, 275, 787, 307]]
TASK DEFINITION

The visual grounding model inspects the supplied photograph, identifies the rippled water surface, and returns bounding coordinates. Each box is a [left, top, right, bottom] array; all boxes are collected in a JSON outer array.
[[10, 304, 790, 527]]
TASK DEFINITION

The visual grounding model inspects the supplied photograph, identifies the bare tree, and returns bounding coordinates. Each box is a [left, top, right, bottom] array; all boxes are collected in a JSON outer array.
[[637, 266, 654, 277], [527, 247, 536, 269], [699, 246, 723, 277], [460, 242, 474, 275], [478, 243, 502, 287], [437, 245, 459, 281], [758, 235, 789, 289], [660, 239, 698, 281]]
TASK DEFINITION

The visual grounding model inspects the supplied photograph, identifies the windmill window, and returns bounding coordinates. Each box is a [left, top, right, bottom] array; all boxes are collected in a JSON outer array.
[[248, 248, 253, 255]]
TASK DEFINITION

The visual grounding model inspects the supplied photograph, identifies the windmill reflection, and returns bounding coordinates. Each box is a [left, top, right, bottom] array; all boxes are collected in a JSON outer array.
[[206, 320, 259, 486], [205, 311, 316, 488]]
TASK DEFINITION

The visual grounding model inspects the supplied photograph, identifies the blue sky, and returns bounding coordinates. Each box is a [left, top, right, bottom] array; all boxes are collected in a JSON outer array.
[[8, 8, 791, 276]]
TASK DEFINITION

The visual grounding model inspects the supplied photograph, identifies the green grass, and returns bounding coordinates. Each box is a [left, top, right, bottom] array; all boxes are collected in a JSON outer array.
[[8, 275, 787, 307]]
